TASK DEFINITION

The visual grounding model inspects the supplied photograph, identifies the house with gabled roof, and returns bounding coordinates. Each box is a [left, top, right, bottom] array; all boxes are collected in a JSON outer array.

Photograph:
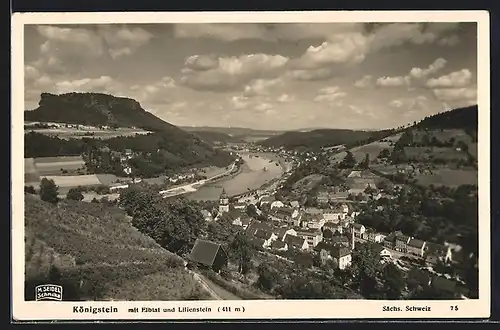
[[233, 202, 247, 210], [323, 208, 346, 223], [314, 243, 352, 270], [218, 208, 242, 223], [259, 196, 274, 206], [284, 234, 309, 250], [295, 228, 323, 248], [245, 221, 274, 236], [269, 207, 300, 225], [188, 239, 228, 272], [327, 235, 350, 248], [249, 237, 266, 249], [370, 243, 392, 259], [254, 229, 277, 248], [366, 229, 386, 243], [232, 215, 253, 229], [200, 209, 214, 222], [383, 232, 397, 249], [425, 242, 452, 264], [270, 240, 288, 252], [394, 231, 411, 253], [270, 200, 285, 209], [350, 223, 366, 238], [274, 227, 297, 241], [407, 238, 427, 257]]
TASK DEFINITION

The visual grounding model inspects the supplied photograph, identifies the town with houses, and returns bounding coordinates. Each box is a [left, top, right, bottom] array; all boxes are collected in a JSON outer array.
[[21, 21, 480, 308], [185, 143, 470, 299]]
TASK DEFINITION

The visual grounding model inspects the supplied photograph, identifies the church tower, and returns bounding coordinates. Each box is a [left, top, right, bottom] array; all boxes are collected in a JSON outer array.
[[219, 188, 230, 214]]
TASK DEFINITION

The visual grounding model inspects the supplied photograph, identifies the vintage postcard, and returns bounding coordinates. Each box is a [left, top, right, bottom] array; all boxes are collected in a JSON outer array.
[[11, 10, 490, 321]]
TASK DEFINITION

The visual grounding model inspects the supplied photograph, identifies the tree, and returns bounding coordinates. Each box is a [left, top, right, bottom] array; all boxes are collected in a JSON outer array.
[[381, 263, 405, 299], [322, 228, 334, 239], [66, 188, 84, 201], [359, 153, 370, 169], [256, 264, 280, 292], [39, 178, 59, 204], [24, 186, 36, 194], [378, 149, 391, 159], [351, 243, 382, 298], [340, 151, 356, 169], [230, 232, 253, 275]]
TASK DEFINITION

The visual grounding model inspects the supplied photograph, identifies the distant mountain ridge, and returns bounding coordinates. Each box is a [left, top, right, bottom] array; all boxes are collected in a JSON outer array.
[[259, 128, 395, 150], [24, 92, 236, 170], [25, 92, 180, 132], [260, 105, 479, 150]]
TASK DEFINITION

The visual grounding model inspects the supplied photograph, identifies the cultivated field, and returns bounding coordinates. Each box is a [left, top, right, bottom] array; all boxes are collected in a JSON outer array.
[[413, 129, 472, 145], [403, 147, 469, 162], [24, 158, 40, 184], [27, 128, 151, 140], [329, 133, 401, 164], [33, 156, 86, 176], [468, 143, 478, 159], [415, 169, 478, 187], [41, 174, 103, 187]]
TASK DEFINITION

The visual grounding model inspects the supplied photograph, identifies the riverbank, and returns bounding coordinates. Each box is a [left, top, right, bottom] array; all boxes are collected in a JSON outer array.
[[186, 153, 284, 201]]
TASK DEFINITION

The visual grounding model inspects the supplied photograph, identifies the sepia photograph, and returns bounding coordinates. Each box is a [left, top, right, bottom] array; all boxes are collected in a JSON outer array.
[[12, 11, 490, 320]]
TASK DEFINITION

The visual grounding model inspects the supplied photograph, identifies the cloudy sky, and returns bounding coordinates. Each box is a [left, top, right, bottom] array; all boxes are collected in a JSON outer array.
[[24, 22, 477, 130]]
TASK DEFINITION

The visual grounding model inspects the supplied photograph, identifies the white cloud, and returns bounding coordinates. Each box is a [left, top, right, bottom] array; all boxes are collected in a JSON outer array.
[[313, 86, 347, 103], [376, 76, 410, 87], [287, 68, 337, 81], [293, 33, 370, 70], [230, 95, 250, 110], [438, 35, 460, 46], [243, 78, 284, 97], [98, 25, 154, 59], [184, 54, 219, 71], [432, 87, 477, 104], [425, 69, 473, 88], [389, 95, 429, 112], [277, 93, 294, 103], [128, 76, 177, 104], [287, 23, 459, 82], [24, 65, 40, 81], [354, 75, 373, 88], [29, 25, 154, 77], [389, 100, 404, 108], [173, 23, 361, 42], [409, 58, 447, 79], [254, 103, 273, 112], [180, 53, 289, 91]]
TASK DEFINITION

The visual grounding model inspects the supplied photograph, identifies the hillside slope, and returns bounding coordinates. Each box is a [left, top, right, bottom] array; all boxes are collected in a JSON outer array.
[[24, 93, 236, 169], [25, 92, 180, 132], [414, 105, 478, 131], [259, 128, 395, 150], [24, 194, 211, 301], [188, 131, 245, 144]]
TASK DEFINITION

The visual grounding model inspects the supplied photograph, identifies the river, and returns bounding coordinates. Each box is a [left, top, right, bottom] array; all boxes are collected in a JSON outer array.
[[187, 153, 284, 201]]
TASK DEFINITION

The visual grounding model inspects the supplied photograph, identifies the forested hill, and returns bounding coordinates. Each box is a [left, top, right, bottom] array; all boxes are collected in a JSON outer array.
[[24, 93, 236, 171], [259, 128, 396, 150], [25, 92, 180, 132], [414, 105, 478, 131], [189, 131, 245, 144]]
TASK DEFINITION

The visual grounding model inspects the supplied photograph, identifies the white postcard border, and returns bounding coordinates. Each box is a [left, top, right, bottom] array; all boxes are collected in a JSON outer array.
[[11, 10, 491, 321]]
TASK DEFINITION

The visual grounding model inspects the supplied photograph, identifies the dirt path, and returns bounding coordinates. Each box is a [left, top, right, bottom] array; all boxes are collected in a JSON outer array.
[[193, 272, 242, 300]]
